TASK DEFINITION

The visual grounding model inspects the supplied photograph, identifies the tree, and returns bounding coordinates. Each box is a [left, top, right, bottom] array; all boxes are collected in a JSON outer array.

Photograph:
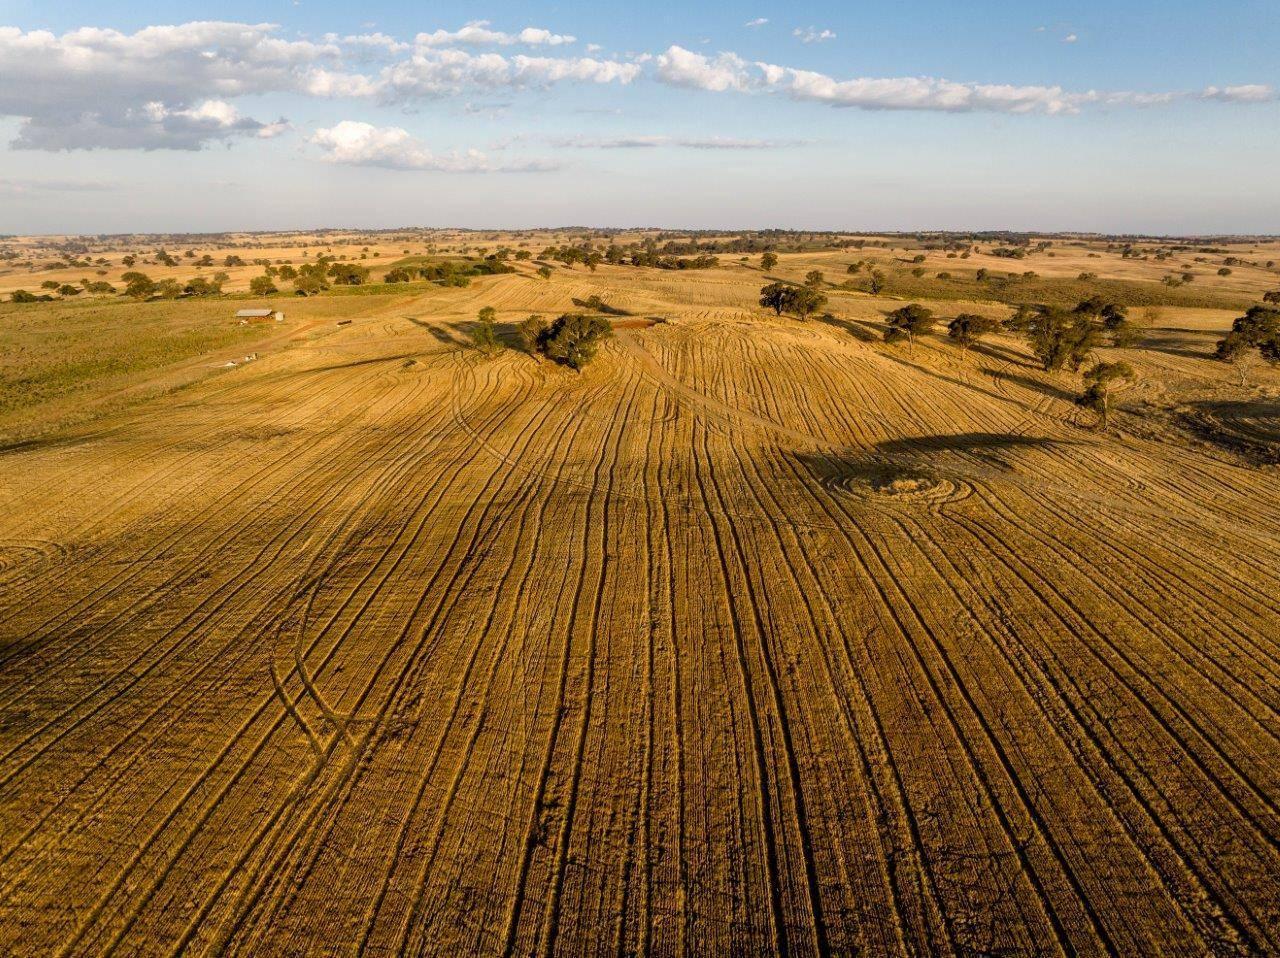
[[328, 263, 369, 286], [538, 314, 613, 370], [293, 274, 327, 296], [586, 252, 603, 272], [788, 286, 827, 320], [1263, 290, 1280, 305], [124, 273, 156, 299], [866, 270, 886, 295], [759, 282, 792, 316], [537, 266, 552, 280], [947, 313, 1000, 358], [760, 252, 778, 271], [1024, 308, 1102, 372], [1077, 361, 1136, 429], [249, 275, 278, 295], [1215, 305, 1280, 384], [155, 279, 183, 300], [804, 269, 825, 288], [185, 277, 223, 297], [884, 304, 937, 350], [469, 320, 502, 356], [976, 268, 990, 281], [518, 315, 548, 356], [10, 289, 38, 303], [478, 306, 497, 325]]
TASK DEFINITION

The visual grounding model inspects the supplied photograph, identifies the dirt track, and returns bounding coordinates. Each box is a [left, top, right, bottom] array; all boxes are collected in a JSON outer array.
[[2, 275, 1280, 956]]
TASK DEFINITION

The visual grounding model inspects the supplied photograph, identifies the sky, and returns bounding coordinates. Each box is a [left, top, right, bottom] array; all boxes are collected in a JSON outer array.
[[1, 0, 1277, 235]]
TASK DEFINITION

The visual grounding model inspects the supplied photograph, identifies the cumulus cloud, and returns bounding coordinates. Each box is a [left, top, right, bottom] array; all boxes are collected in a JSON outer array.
[[745, 18, 769, 28], [0, 21, 1270, 153], [375, 48, 641, 100], [1063, 33, 1079, 43], [794, 27, 837, 44], [0, 22, 632, 149], [0, 22, 327, 149], [1201, 84, 1275, 103], [650, 45, 1259, 116], [309, 120, 555, 171], [655, 46, 751, 92], [414, 21, 576, 48]]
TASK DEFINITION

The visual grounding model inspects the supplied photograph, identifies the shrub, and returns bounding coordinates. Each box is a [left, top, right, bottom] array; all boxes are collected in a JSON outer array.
[[535, 314, 612, 370]]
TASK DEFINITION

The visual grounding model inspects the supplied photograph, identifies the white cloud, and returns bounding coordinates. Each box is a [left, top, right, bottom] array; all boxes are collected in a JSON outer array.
[[745, 18, 769, 28], [1063, 33, 1079, 43], [654, 45, 1130, 115], [0, 22, 328, 149], [794, 27, 836, 44], [1201, 84, 1275, 103], [414, 21, 575, 48], [655, 46, 751, 92], [0, 21, 1269, 154], [309, 120, 555, 171]]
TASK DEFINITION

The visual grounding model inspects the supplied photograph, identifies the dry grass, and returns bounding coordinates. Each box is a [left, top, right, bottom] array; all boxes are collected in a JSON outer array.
[[2, 247, 1280, 955]]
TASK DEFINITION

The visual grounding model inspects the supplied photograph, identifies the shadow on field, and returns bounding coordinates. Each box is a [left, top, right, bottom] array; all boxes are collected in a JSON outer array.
[[795, 432, 1073, 496], [1179, 400, 1280, 464], [407, 316, 470, 349], [815, 313, 879, 342], [1139, 332, 1216, 361]]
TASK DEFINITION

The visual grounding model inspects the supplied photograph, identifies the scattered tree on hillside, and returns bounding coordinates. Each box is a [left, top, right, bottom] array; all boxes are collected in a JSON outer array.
[[1023, 307, 1102, 372], [328, 263, 369, 286], [804, 269, 825, 288], [10, 289, 38, 303], [759, 282, 791, 316], [1077, 361, 1137, 429], [123, 272, 156, 299], [537, 265, 553, 280], [884, 304, 937, 350], [947, 313, 1000, 358], [478, 306, 497, 325], [249, 275, 278, 295], [1215, 305, 1280, 384], [760, 252, 778, 271], [788, 286, 827, 320], [535, 314, 612, 370], [866, 270, 886, 295], [1263, 290, 1280, 304], [470, 307, 502, 356], [518, 315, 548, 356]]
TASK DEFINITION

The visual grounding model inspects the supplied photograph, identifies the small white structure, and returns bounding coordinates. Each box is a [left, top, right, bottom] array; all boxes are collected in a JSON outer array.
[[236, 308, 285, 323]]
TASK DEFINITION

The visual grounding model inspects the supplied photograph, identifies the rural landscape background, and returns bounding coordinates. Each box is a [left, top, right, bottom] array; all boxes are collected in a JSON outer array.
[[3, 3, 1280, 956]]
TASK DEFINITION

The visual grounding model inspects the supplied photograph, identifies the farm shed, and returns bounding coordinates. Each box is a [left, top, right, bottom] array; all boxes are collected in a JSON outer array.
[[236, 308, 285, 323]]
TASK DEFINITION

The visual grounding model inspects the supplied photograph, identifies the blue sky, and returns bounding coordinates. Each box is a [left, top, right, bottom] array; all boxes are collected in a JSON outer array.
[[1, 0, 1277, 234]]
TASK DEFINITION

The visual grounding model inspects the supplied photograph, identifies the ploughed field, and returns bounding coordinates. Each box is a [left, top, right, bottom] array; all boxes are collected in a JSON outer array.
[[3, 267, 1280, 956]]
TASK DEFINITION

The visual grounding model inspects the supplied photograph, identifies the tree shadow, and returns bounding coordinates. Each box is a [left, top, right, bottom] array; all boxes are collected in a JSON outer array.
[[406, 316, 469, 348], [815, 313, 878, 342]]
